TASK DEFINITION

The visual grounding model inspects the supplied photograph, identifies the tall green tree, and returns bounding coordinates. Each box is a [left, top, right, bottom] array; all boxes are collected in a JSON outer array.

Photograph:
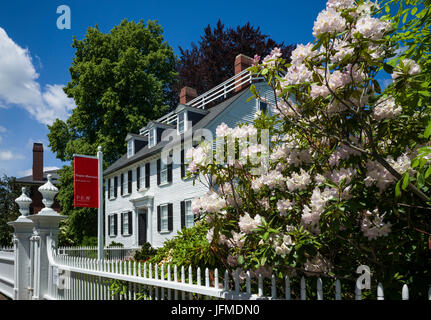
[[0, 176, 20, 246], [48, 19, 178, 245]]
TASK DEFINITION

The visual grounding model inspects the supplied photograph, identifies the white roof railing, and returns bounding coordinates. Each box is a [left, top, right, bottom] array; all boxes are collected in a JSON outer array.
[[139, 68, 263, 136]]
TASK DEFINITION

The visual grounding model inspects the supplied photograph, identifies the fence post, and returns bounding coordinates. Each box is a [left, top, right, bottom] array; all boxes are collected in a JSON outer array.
[[7, 187, 34, 300], [27, 174, 66, 300]]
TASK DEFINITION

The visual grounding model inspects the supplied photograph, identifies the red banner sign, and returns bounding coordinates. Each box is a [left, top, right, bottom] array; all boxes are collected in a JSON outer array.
[[74, 156, 99, 208]]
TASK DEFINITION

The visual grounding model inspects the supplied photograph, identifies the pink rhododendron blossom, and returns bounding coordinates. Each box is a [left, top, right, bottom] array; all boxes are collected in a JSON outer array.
[[277, 199, 295, 216], [372, 97, 402, 121]]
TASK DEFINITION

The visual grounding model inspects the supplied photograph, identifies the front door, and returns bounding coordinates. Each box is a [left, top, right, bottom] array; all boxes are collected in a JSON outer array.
[[138, 209, 147, 245]]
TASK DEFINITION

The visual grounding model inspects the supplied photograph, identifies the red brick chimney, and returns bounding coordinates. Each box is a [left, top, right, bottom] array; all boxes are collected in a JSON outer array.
[[32, 143, 43, 182], [180, 86, 198, 104], [234, 54, 253, 92]]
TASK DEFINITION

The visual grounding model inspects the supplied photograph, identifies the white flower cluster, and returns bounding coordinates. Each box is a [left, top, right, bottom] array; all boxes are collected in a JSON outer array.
[[328, 167, 357, 185], [283, 63, 314, 86], [392, 59, 421, 80], [270, 233, 295, 256], [329, 142, 361, 167], [330, 39, 354, 64], [192, 191, 226, 215], [326, 0, 355, 10], [286, 169, 311, 192], [354, 15, 390, 40], [290, 43, 319, 66], [185, 141, 212, 173], [262, 47, 282, 67], [277, 198, 295, 216], [364, 153, 412, 192], [372, 97, 402, 121], [251, 170, 285, 191], [239, 212, 262, 234], [360, 208, 392, 240], [312, 8, 346, 37], [301, 187, 338, 234]]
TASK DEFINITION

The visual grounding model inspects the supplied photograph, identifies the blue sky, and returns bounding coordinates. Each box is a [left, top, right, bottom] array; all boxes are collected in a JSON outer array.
[[0, 0, 326, 177]]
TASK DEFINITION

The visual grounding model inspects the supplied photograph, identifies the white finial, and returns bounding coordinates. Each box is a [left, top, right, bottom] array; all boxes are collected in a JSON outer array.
[[15, 187, 32, 216], [38, 174, 58, 209]]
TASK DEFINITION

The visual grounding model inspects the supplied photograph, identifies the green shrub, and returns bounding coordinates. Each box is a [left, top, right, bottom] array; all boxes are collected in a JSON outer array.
[[133, 242, 157, 262], [107, 241, 124, 248], [148, 221, 222, 271]]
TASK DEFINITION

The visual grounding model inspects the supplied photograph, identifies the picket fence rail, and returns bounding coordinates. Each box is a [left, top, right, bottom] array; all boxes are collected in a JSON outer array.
[[0, 246, 15, 299], [57, 246, 135, 261], [44, 245, 431, 301]]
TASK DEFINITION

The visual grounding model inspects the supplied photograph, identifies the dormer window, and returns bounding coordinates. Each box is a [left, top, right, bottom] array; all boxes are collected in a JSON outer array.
[[177, 111, 187, 134], [258, 100, 268, 114], [127, 140, 134, 158], [149, 129, 156, 148]]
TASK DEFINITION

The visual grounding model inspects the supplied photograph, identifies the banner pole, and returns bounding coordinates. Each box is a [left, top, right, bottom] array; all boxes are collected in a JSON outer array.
[[97, 146, 104, 261]]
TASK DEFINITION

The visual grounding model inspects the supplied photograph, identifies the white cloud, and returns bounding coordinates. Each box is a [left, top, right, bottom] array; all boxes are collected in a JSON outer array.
[[0, 27, 76, 125], [18, 166, 60, 177], [0, 126, 6, 133], [0, 150, 24, 161]]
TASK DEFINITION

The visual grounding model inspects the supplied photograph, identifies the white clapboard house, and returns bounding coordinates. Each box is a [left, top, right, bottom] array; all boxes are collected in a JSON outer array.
[[103, 54, 274, 248]]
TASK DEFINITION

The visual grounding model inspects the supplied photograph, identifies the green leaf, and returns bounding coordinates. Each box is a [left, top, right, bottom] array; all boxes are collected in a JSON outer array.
[[395, 180, 402, 197], [402, 173, 410, 190], [425, 122, 431, 139]]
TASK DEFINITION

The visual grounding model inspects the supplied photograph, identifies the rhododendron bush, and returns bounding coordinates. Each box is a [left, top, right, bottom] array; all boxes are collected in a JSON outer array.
[[183, 0, 431, 299]]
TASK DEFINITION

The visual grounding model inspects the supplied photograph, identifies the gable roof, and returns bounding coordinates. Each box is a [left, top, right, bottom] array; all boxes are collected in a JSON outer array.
[[15, 169, 60, 185], [104, 89, 248, 176]]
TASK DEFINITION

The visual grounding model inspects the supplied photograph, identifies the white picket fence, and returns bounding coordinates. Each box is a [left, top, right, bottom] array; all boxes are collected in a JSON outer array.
[[44, 248, 431, 301], [0, 246, 15, 299], [57, 246, 135, 261]]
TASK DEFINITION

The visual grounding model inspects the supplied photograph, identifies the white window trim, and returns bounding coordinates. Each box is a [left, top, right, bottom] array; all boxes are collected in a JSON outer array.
[[127, 139, 134, 158], [160, 159, 168, 185], [121, 172, 130, 196], [257, 99, 268, 113], [109, 214, 116, 237], [138, 165, 147, 192], [160, 204, 169, 232], [177, 111, 187, 134], [109, 178, 116, 200], [149, 128, 156, 148], [184, 199, 194, 228], [122, 212, 131, 236]]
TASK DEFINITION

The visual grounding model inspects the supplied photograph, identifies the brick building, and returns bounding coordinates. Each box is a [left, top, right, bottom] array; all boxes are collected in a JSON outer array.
[[15, 143, 61, 214]]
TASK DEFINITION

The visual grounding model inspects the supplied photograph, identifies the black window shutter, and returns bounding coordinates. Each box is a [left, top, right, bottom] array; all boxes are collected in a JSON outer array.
[[121, 213, 124, 235], [181, 149, 185, 178], [108, 215, 111, 236], [128, 212, 132, 235], [180, 201, 185, 229], [128, 170, 132, 194], [157, 159, 161, 185], [120, 174, 124, 195], [145, 163, 150, 188], [167, 155, 173, 183], [114, 214, 118, 236], [168, 203, 173, 231], [114, 177, 118, 198], [108, 179, 111, 199], [136, 167, 140, 190], [157, 206, 161, 232]]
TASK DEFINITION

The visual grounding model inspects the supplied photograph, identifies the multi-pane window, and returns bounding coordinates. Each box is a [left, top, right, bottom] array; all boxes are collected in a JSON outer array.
[[127, 140, 134, 158], [149, 129, 156, 148], [160, 204, 168, 232], [122, 172, 128, 194], [122, 212, 129, 235], [178, 112, 186, 133], [109, 178, 115, 199], [109, 215, 115, 235], [185, 200, 193, 228], [160, 160, 168, 184], [139, 165, 145, 189]]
